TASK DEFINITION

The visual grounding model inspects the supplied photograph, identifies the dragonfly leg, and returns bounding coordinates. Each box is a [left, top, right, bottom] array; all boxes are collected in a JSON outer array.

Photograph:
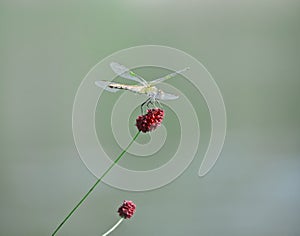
[[146, 99, 153, 108], [140, 98, 151, 114], [155, 100, 163, 109]]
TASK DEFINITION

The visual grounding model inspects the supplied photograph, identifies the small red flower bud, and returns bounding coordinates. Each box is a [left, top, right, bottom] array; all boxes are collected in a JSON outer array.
[[136, 108, 165, 133], [117, 200, 136, 219]]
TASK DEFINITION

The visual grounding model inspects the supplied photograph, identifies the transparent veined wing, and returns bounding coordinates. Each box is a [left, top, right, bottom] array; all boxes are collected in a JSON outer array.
[[156, 91, 179, 100], [149, 67, 190, 86], [110, 62, 148, 86], [95, 81, 120, 92]]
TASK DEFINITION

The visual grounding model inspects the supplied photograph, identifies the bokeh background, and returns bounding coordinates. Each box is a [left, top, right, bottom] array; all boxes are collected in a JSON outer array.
[[1, 0, 300, 235]]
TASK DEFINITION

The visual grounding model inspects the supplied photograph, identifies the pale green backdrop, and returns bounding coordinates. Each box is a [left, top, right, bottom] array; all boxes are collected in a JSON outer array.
[[0, 1, 299, 235]]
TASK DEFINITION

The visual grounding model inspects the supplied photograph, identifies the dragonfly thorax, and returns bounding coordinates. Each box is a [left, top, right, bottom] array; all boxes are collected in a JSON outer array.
[[144, 86, 159, 99]]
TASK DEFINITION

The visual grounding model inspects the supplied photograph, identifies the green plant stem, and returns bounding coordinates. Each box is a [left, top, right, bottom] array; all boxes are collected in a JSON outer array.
[[52, 131, 141, 236], [102, 218, 124, 236]]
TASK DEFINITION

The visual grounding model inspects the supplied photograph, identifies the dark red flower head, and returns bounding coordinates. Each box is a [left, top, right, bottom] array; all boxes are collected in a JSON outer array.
[[117, 200, 136, 219], [136, 108, 164, 133]]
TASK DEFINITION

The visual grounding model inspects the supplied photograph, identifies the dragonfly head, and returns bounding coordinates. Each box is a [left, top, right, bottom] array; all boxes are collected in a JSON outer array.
[[154, 89, 179, 101], [153, 89, 164, 100]]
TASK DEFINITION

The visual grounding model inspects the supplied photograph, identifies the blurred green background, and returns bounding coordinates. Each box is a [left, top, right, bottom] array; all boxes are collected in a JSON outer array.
[[1, 1, 300, 235]]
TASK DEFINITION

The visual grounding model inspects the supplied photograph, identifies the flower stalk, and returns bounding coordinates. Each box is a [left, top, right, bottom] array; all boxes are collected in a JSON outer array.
[[102, 218, 124, 236], [52, 131, 141, 235]]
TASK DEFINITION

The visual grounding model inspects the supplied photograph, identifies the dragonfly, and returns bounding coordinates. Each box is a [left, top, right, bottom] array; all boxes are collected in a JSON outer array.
[[95, 62, 189, 113]]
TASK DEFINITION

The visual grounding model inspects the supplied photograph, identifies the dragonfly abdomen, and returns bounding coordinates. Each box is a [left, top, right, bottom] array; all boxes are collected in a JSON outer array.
[[108, 83, 129, 90], [108, 83, 144, 93]]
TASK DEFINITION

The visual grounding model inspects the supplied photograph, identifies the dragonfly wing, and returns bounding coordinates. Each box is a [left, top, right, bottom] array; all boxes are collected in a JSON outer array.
[[158, 92, 179, 100], [110, 62, 148, 86], [149, 67, 190, 86], [95, 81, 119, 92]]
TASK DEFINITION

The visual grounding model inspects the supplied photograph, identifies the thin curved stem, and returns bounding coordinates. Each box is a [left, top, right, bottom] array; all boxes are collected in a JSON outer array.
[[102, 218, 124, 236], [52, 131, 141, 235]]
